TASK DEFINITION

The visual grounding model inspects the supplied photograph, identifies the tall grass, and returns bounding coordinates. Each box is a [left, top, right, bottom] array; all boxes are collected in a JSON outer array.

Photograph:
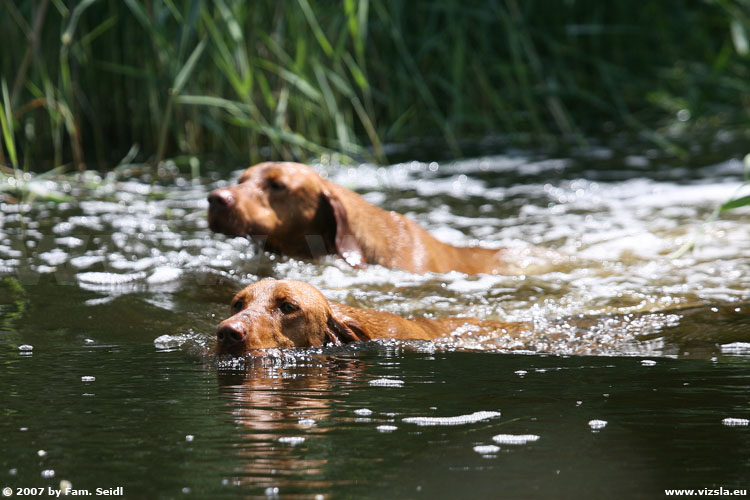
[[1, 0, 749, 169]]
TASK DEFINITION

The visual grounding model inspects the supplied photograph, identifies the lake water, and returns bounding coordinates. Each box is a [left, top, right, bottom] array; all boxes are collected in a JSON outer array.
[[1, 139, 749, 498]]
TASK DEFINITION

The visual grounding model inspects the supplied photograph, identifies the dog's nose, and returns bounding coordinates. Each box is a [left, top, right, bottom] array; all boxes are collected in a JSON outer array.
[[217, 320, 246, 346], [208, 188, 234, 208]]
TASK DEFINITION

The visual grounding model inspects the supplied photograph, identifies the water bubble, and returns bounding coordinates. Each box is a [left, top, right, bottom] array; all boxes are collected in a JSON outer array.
[[265, 487, 280, 498], [354, 408, 373, 416]]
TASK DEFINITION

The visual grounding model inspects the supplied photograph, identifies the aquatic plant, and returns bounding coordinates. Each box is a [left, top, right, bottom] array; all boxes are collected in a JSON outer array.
[[0, 1, 749, 168]]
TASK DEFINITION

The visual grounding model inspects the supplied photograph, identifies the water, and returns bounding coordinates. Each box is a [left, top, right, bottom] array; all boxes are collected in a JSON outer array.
[[1, 141, 749, 498]]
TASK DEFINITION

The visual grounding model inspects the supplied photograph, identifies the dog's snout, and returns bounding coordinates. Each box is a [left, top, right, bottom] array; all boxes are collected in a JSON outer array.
[[217, 320, 246, 346], [208, 188, 235, 209]]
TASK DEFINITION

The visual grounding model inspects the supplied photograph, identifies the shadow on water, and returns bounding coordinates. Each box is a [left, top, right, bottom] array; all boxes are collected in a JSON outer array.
[[1, 138, 749, 497]]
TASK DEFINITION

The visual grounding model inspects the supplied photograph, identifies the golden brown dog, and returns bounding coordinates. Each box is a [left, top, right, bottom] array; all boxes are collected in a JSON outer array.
[[208, 161, 555, 274], [215, 279, 526, 357]]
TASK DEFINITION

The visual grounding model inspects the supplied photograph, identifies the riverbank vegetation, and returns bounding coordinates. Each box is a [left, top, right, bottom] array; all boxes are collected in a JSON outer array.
[[1, 0, 750, 171]]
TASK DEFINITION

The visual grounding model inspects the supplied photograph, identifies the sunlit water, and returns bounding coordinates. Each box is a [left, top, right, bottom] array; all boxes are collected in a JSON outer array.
[[1, 142, 749, 498]]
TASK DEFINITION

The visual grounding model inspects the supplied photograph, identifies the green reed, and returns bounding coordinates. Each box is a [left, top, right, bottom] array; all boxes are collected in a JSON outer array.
[[1, 0, 749, 169]]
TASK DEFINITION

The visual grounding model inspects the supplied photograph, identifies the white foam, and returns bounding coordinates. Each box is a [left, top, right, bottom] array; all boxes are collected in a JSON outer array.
[[403, 411, 501, 426], [474, 445, 501, 455], [278, 436, 306, 445], [721, 343, 750, 355], [153, 334, 192, 350], [377, 425, 398, 433], [588, 419, 607, 430], [147, 266, 182, 284], [40, 248, 68, 266], [492, 434, 540, 445], [722, 418, 749, 427], [77, 271, 146, 285], [369, 378, 404, 387]]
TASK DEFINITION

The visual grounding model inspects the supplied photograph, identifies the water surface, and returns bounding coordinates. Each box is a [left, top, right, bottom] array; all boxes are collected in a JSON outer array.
[[1, 142, 749, 498]]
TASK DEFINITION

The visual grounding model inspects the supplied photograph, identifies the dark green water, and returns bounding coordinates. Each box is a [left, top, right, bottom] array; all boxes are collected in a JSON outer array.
[[3, 343, 750, 499], [1, 143, 749, 498]]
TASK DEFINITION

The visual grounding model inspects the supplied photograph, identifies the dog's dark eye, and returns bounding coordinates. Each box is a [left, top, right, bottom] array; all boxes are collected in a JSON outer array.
[[232, 300, 243, 312], [279, 301, 299, 314], [268, 179, 286, 191]]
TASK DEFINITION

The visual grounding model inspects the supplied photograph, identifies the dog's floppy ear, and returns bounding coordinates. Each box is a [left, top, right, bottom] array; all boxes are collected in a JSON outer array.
[[324, 312, 370, 346], [321, 188, 366, 268]]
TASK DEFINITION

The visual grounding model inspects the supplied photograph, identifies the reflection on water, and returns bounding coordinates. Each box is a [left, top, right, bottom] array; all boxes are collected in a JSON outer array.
[[1, 143, 750, 497], [4, 348, 739, 498], [215, 357, 364, 491], [208, 351, 750, 498]]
